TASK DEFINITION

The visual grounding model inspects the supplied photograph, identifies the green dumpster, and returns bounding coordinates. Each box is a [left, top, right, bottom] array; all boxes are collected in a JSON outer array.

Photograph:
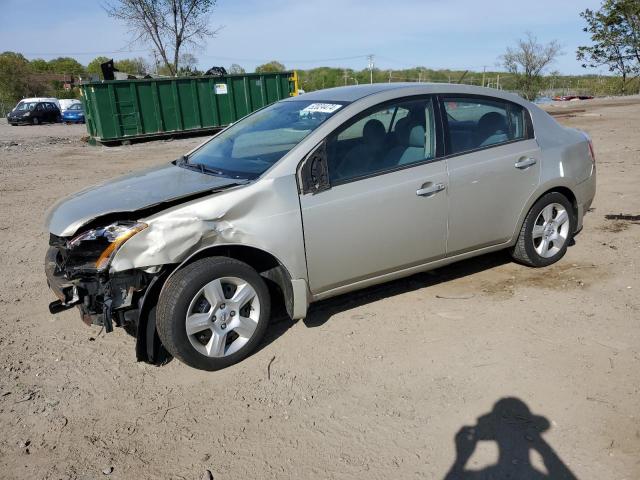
[[80, 71, 299, 145]]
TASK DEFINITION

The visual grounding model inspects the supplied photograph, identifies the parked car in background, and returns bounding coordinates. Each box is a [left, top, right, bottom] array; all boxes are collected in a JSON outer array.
[[8, 99, 61, 125], [58, 99, 81, 111], [45, 83, 596, 371], [61, 103, 85, 124]]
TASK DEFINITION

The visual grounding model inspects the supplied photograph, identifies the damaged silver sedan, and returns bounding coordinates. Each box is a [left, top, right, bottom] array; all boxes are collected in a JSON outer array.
[[45, 83, 596, 370]]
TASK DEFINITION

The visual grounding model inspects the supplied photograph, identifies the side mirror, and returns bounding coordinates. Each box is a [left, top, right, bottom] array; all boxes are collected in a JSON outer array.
[[300, 141, 330, 195]]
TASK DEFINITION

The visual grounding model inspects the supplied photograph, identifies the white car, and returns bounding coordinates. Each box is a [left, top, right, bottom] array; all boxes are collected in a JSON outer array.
[[58, 99, 81, 111]]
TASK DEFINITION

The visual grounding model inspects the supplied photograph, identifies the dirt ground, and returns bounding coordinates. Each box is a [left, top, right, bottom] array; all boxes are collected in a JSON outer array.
[[0, 96, 639, 480]]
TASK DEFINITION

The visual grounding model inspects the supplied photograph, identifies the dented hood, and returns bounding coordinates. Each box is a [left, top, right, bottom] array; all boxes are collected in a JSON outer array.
[[46, 162, 243, 237]]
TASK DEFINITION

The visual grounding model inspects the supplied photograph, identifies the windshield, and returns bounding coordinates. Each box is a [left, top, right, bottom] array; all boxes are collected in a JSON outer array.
[[16, 102, 38, 111], [67, 104, 83, 111], [185, 100, 346, 179]]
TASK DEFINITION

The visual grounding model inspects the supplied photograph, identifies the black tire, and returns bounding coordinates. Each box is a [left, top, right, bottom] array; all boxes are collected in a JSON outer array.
[[31, 117, 40, 125], [510, 192, 575, 267], [156, 257, 271, 371]]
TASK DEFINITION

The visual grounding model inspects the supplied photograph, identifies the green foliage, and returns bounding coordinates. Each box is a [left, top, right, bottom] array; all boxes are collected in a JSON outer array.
[[255, 61, 286, 73], [577, 0, 640, 93], [47, 57, 86, 75], [87, 56, 149, 79], [30, 59, 52, 72], [0, 51, 53, 113], [0, 52, 31, 111], [115, 57, 148, 76], [87, 56, 111, 77]]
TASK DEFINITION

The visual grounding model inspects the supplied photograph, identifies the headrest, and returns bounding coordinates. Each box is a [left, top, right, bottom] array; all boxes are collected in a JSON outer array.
[[362, 119, 386, 142], [478, 112, 507, 136], [407, 125, 425, 148]]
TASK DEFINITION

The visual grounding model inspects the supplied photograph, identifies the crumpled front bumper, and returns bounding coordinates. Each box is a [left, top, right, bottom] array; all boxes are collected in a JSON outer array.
[[45, 245, 170, 364], [45, 245, 152, 331], [45, 246, 107, 325]]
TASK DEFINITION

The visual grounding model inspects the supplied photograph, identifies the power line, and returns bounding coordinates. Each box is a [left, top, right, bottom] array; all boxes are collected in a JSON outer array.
[[20, 48, 150, 56], [197, 53, 370, 64]]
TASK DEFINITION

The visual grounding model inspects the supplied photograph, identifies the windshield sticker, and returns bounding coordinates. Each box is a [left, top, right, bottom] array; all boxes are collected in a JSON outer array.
[[301, 103, 342, 114]]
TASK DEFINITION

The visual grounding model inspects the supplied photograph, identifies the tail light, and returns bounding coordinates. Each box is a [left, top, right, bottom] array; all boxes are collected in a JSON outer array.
[[587, 139, 596, 165], [580, 131, 595, 165]]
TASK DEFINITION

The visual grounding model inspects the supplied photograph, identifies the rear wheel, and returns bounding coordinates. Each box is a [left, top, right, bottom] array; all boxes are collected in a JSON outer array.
[[510, 192, 575, 267], [156, 257, 271, 371], [31, 117, 40, 125]]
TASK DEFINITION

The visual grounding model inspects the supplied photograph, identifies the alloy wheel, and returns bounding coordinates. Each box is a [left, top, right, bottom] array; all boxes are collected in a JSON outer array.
[[185, 276, 260, 358], [532, 203, 570, 258]]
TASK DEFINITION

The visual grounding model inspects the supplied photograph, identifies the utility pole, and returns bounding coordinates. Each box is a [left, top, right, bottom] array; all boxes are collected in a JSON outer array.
[[496, 74, 500, 90], [367, 54, 374, 84], [343, 69, 349, 86], [388, 70, 392, 83], [482, 65, 487, 88]]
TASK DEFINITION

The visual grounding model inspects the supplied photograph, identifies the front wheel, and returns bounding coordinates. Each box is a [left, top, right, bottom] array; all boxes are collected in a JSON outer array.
[[510, 192, 575, 267], [31, 117, 40, 125], [156, 257, 271, 371]]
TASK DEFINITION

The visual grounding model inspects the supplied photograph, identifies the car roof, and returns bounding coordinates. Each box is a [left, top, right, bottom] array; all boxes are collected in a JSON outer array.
[[285, 82, 527, 105]]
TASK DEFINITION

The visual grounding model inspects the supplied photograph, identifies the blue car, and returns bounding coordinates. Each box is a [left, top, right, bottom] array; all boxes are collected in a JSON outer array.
[[61, 103, 85, 124]]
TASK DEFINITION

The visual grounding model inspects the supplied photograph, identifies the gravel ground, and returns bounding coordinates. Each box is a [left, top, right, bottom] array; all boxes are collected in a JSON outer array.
[[0, 98, 638, 479]]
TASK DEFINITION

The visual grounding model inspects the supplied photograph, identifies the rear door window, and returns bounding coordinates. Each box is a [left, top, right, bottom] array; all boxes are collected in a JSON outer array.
[[442, 97, 528, 154]]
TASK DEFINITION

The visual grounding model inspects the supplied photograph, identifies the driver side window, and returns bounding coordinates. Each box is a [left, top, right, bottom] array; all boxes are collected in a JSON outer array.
[[327, 98, 436, 183]]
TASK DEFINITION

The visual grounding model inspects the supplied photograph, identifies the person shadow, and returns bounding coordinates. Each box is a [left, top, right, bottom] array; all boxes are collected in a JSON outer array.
[[444, 397, 578, 480]]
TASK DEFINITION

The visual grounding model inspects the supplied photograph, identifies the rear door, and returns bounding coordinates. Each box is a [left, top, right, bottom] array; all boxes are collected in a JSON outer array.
[[441, 95, 541, 255], [299, 96, 449, 295], [35, 103, 45, 121]]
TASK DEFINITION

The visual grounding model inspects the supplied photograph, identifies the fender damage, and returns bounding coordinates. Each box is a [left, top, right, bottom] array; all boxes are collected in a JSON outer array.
[[45, 170, 307, 364]]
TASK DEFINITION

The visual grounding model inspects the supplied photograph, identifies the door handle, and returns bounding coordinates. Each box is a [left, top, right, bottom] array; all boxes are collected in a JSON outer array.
[[515, 157, 537, 169], [416, 182, 446, 197]]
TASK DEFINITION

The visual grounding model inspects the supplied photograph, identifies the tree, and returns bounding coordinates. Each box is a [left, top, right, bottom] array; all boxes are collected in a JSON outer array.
[[0, 52, 50, 110], [177, 53, 202, 75], [0, 52, 31, 108], [30, 59, 52, 73], [501, 33, 561, 100], [47, 57, 86, 75], [577, 0, 640, 93], [105, 0, 222, 76], [228, 63, 245, 74], [116, 57, 149, 75], [255, 61, 286, 73], [87, 56, 111, 77]]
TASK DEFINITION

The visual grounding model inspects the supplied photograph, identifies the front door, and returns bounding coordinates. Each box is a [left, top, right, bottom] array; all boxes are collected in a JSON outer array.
[[299, 97, 449, 295]]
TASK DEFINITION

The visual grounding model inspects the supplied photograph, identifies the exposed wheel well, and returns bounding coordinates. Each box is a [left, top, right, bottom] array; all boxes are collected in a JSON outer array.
[[179, 245, 293, 318], [512, 186, 580, 246], [543, 186, 578, 223]]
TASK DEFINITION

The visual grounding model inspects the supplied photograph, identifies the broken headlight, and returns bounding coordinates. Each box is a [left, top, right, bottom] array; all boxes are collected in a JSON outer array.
[[68, 222, 147, 272]]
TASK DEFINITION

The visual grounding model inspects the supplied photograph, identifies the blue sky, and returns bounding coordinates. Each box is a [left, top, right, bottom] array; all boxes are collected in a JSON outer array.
[[1, 0, 604, 74]]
